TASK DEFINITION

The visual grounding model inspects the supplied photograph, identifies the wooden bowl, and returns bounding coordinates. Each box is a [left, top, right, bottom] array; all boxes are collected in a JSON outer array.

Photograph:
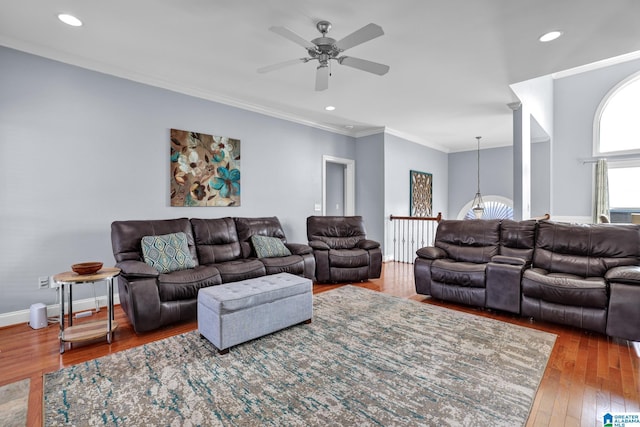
[[71, 262, 103, 275]]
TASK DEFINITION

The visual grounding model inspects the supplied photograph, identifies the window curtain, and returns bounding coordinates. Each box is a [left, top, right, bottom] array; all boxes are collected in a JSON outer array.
[[594, 159, 610, 223]]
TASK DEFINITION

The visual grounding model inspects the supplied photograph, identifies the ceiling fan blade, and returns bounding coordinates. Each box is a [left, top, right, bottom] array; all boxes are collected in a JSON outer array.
[[335, 23, 384, 51], [315, 65, 329, 91], [257, 58, 308, 74], [269, 26, 316, 50], [338, 56, 390, 75]]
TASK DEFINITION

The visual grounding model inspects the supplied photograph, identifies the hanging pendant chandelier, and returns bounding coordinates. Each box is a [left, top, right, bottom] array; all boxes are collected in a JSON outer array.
[[472, 136, 485, 219]]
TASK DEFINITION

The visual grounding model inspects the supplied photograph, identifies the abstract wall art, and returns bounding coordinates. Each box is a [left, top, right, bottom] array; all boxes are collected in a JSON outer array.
[[170, 128, 241, 207], [410, 170, 432, 217]]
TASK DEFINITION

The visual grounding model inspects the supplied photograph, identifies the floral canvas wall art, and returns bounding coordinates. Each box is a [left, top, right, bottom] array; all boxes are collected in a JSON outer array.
[[410, 170, 432, 217], [170, 128, 241, 207]]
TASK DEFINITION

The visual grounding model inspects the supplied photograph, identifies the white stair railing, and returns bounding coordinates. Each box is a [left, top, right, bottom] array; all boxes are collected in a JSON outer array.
[[389, 213, 441, 263]]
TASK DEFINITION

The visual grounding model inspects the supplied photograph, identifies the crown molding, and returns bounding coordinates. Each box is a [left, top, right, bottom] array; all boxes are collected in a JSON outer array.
[[0, 39, 366, 138], [383, 127, 451, 153], [353, 127, 386, 138], [552, 50, 640, 80]]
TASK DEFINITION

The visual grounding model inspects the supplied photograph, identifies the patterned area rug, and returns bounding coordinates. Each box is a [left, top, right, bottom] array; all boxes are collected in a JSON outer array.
[[0, 378, 29, 427], [44, 286, 556, 426]]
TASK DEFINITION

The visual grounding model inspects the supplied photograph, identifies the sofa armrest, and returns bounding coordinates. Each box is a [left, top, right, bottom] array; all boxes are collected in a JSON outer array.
[[490, 255, 528, 267], [285, 242, 313, 256], [605, 265, 640, 285], [416, 246, 447, 260], [115, 260, 159, 278], [309, 240, 330, 251], [357, 239, 380, 250]]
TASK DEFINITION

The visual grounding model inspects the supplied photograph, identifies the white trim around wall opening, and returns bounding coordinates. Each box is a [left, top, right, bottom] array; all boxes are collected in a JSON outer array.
[[322, 155, 355, 216]]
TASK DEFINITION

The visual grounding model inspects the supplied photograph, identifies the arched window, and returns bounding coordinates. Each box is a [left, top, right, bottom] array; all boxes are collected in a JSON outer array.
[[595, 72, 640, 222], [457, 196, 514, 220], [596, 74, 640, 156]]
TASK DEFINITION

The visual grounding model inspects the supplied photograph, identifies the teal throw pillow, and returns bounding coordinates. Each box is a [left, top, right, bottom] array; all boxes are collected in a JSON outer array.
[[251, 235, 292, 258], [141, 232, 196, 273]]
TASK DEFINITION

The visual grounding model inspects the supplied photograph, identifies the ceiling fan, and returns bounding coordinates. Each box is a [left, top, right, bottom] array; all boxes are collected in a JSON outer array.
[[258, 20, 390, 91]]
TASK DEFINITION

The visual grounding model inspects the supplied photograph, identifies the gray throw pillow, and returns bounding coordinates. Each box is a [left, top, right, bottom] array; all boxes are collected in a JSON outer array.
[[141, 232, 196, 273], [251, 235, 292, 258]]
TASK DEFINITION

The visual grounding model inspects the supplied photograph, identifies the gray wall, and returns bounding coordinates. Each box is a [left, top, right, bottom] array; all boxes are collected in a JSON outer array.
[[448, 142, 550, 219], [0, 46, 357, 314], [553, 57, 640, 218], [531, 140, 551, 217], [448, 146, 512, 218], [383, 132, 448, 257], [355, 132, 385, 247]]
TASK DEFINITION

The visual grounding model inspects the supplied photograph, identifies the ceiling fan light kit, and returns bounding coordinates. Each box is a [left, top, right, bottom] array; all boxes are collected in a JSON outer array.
[[258, 20, 390, 91]]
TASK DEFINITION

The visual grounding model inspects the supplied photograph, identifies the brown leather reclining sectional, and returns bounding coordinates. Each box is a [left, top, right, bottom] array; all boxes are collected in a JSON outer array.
[[111, 216, 315, 333], [415, 219, 640, 342]]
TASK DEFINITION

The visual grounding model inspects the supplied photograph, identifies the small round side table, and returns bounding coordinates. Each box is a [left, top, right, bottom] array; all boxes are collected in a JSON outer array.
[[52, 267, 120, 354]]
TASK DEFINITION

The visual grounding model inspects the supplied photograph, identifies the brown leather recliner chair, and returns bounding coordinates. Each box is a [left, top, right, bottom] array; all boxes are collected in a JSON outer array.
[[306, 216, 382, 283]]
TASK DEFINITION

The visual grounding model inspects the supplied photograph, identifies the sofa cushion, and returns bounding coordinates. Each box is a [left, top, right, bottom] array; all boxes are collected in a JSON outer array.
[[434, 219, 501, 263], [215, 259, 266, 283], [307, 216, 367, 249], [235, 217, 289, 258], [191, 217, 242, 264], [259, 255, 305, 276], [522, 268, 608, 308], [251, 235, 292, 258], [141, 232, 196, 273], [329, 249, 369, 268], [157, 265, 222, 301], [431, 259, 487, 288], [499, 219, 536, 261], [532, 221, 640, 277], [111, 218, 198, 264]]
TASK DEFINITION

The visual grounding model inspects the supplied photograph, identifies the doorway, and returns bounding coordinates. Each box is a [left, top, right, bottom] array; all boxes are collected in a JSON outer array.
[[322, 155, 355, 216]]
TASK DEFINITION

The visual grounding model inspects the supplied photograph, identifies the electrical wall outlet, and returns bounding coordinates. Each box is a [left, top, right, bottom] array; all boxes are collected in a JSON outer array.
[[38, 276, 50, 289]]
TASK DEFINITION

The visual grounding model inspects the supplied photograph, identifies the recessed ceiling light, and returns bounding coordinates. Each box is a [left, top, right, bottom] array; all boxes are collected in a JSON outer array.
[[325, 106, 336, 111], [58, 13, 83, 27], [539, 30, 563, 42]]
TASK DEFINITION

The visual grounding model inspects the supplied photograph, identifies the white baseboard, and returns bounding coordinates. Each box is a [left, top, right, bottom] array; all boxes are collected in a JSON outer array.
[[0, 294, 121, 328]]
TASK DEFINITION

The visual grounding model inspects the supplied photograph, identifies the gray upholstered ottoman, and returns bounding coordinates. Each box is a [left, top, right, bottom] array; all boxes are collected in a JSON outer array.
[[197, 272, 313, 354]]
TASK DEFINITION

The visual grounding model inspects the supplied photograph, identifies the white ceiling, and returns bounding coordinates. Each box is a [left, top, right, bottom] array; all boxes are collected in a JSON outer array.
[[2, 0, 640, 152]]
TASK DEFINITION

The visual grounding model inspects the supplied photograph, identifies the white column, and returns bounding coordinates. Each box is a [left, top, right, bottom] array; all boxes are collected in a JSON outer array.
[[509, 102, 531, 220]]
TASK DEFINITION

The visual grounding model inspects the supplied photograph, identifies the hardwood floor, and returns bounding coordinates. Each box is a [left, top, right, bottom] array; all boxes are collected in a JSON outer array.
[[1, 262, 638, 426]]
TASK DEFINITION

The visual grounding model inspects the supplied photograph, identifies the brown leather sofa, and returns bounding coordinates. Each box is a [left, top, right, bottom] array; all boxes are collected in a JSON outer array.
[[414, 219, 536, 311], [307, 216, 382, 283], [111, 216, 314, 333], [415, 219, 640, 342]]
